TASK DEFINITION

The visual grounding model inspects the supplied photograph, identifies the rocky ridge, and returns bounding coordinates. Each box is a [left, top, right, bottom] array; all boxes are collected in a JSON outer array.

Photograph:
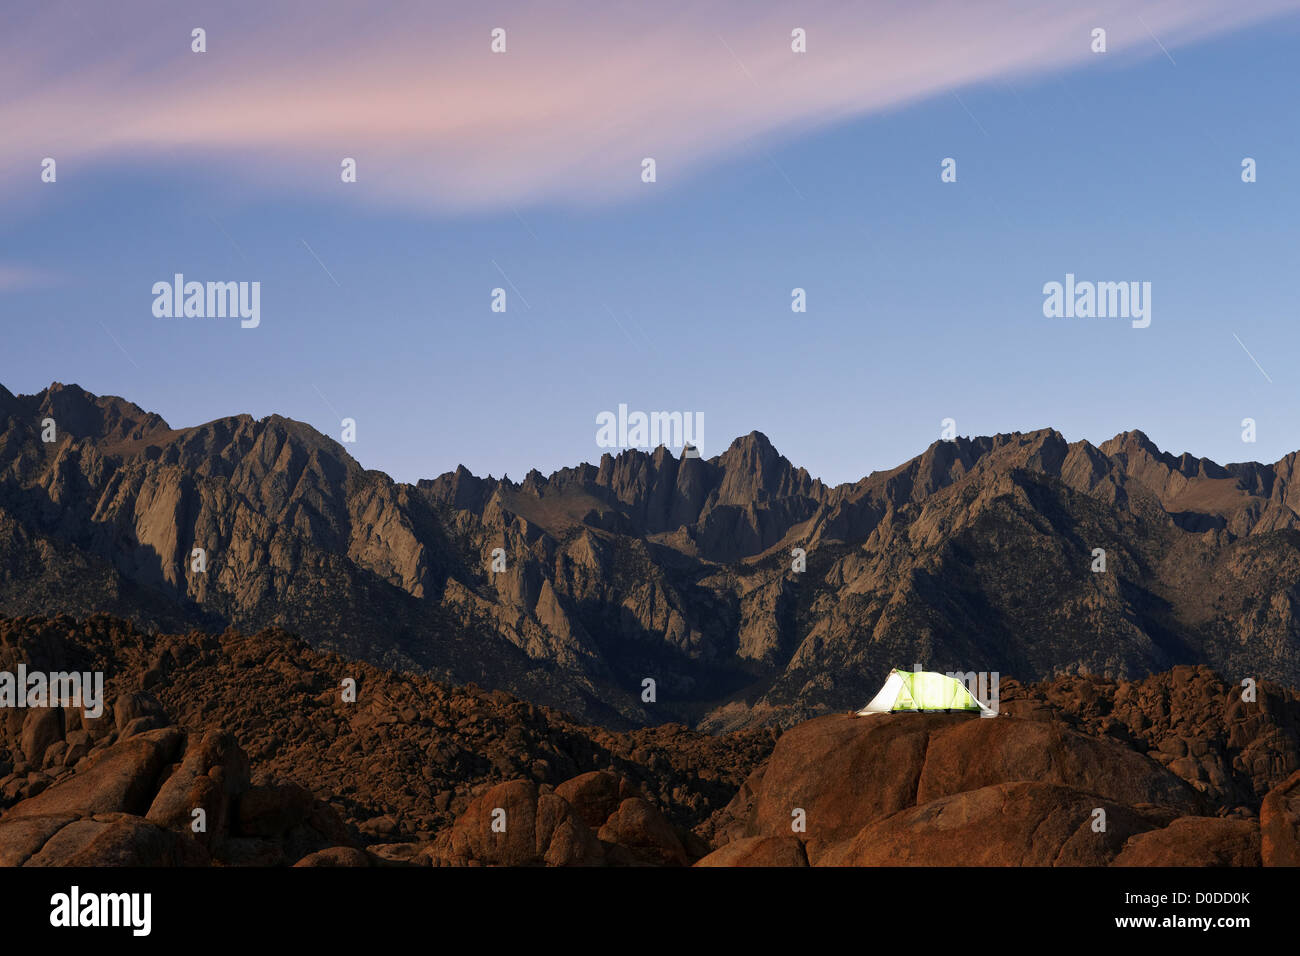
[[3, 381, 1300, 730]]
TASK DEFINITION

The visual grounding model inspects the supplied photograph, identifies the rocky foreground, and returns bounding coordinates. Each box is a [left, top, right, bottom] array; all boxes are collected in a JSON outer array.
[[2, 615, 1299, 866]]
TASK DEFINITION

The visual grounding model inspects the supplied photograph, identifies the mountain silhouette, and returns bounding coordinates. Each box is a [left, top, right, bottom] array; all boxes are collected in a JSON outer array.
[[3, 381, 1298, 729]]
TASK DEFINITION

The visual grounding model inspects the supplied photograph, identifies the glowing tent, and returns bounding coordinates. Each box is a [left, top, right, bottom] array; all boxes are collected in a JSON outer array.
[[855, 669, 995, 717]]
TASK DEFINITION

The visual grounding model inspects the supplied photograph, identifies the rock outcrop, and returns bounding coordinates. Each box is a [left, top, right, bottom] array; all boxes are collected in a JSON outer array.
[[2, 616, 1297, 867], [0, 706, 352, 866], [415, 773, 693, 867], [0, 615, 775, 865], [701, 707, 1300, 867], [1260, 769, 1300, 866]]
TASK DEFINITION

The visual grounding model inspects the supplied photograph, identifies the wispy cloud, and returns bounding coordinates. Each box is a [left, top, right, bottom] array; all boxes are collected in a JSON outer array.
[[3, 0, 1297, 211], [0, 263, 57, 292]]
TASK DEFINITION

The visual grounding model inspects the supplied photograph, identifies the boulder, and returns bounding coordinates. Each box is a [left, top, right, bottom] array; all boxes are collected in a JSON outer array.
[[366, 842, 423, 864], [20, 708, 63, 766], [916, 716, 1203, 813], [695, 836, 808, 867], [424, 778, 611, 866], [712, 712, 1206, 865], [816, 783, 1159, 866], [146, 730, 249, 847], [1260, 768, 1300, 866], [441, 779, 540, 866], [1113, 817, 1261, 866], [597, 797, 688, 866], [4, 728, 182, 819], [19, 813, 208, 866], [554, 771, 633, 829], [294, 846, 372, 867], [0, 813, 78, 866], [538, 791, 604, 866], [359, 815, 400, 840], [715, 713, 961, 862], [113, 692, 166, 732]]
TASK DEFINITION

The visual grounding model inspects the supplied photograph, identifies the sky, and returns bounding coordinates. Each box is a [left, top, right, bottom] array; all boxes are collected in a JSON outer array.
[[2, 0, 1299, 486]]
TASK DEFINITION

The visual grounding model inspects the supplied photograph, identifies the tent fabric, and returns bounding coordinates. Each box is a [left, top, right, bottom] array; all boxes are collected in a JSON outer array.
[[855, 669, 995, 716], [858, 671, 905, 715]]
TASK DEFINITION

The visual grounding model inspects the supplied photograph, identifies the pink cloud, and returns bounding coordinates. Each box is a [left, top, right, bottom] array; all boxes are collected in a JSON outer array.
[[0, 263, 57, 292], [3, 0, 1297, 211]]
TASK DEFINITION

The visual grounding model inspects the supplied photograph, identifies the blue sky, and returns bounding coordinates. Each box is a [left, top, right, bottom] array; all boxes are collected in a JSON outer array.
[[2, 2, 1299, 485]]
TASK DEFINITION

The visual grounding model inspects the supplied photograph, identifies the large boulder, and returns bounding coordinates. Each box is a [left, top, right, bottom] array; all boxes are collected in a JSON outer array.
[[554, 771, 633, 829], [20, 708, 64, 766], [711, 713, 1201, 864], [537, 792, 604, 866], [714, 713, 962, 861], [695, 836, 808, 867], [435, 780, 541, 866], [0, 721, 354, 867], [916, 716, 1203, 813], [4, 728, 182, 819], [816, 783, 1160, 867], [1113, 817, 1261, 866], [424, 779, 603, 867], [421, 774, 697, 867], [146, 730, 250, 847], [4, 812, 208, 866], [112, 692, 167, 735], [1260, 769, 1300, 866], [0, 813, 79, 866], [232, 782, 351, 864], [597, 797, 688, 867]]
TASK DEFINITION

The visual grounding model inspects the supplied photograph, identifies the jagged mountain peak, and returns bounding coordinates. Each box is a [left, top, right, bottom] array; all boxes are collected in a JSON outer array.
[[5, 381, 1300, 730], [16, 381, 171, 448], [1100, 428, 1165, 460], [722, 429, 775, 454]]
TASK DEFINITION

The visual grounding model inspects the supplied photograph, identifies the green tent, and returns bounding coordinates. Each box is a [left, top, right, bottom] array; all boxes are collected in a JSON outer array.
[[855, 669, 994, 716]]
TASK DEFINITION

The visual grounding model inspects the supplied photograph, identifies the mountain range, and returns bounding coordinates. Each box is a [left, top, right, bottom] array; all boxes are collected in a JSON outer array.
[[2, 381, 1298, 730]]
